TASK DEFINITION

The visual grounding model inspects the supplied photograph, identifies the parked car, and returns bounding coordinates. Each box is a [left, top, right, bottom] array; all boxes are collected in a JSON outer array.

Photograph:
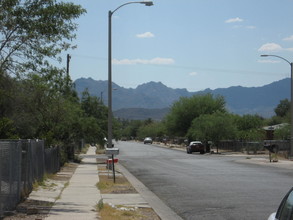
[[268, 187, 293, 220], [144, 137, 153, 144], [186, 141, 205, 154]]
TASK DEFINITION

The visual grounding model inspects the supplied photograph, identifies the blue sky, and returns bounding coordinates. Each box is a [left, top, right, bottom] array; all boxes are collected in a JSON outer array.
[[62, 0, 293, 92]]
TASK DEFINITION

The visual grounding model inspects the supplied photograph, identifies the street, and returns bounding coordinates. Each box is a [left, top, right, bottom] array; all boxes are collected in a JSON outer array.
[[116, 141, 293, 220]]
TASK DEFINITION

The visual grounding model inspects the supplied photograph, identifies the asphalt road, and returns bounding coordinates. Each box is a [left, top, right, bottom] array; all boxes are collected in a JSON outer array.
[[116, 141, 293, 220]]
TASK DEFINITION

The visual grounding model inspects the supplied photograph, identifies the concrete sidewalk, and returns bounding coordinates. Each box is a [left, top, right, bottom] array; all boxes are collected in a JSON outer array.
[[25, 146, 173, 220], [45, 146, 101, 220]]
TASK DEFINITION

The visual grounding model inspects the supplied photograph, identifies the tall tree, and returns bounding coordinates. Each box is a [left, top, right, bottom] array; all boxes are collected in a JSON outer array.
[[0, 0, 86, 75], [81, 89, 108, 144], [164, 94, 226, 136]]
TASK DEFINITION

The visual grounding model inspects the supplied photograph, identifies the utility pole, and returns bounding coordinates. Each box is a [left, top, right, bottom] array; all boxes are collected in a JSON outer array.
[[107, 1, 153, 149]]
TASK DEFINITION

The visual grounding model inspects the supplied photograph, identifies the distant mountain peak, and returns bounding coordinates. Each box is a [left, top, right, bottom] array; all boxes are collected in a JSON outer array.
[[74, 77, 290, 118], [136, 81, 166, 89]]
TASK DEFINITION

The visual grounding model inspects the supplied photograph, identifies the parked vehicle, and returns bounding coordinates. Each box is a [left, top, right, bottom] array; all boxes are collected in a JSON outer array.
[[186, 141, 205, 154], [144, 137, 153, 144], [268, 187, 293, 220]]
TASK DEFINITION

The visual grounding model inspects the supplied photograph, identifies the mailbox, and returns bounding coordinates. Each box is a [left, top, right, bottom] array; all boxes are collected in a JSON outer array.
[[105, 147, 119, 156]]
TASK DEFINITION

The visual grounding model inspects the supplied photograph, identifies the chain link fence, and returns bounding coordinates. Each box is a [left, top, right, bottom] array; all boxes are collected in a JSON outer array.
[[0, 139, 60, 218], [218, 140, 290, 154]]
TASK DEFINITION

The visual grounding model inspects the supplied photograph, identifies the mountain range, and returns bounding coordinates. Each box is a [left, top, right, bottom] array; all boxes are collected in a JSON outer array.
[[74, 77, 290, 119]]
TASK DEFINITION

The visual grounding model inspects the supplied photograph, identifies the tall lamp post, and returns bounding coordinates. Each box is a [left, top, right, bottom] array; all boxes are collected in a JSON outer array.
[[261, 54, 293, 158], [108, 1, 153, 148]]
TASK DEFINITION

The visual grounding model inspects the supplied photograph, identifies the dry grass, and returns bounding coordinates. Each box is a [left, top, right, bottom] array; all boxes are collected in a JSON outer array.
[[97, 166, 137, 194], [99, 204, 142, 220], [99, 204, 160, 220]]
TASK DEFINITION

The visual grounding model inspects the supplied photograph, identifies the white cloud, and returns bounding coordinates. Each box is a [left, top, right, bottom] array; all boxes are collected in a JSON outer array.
[[112, 57, 175, 65], [258, 43, 293, 52], [225, 17, 243, 23], [136, 32, 154, 38], [258, 43, 283, 52], [189, 72, 198, 76], [283, 35, 293, 41]]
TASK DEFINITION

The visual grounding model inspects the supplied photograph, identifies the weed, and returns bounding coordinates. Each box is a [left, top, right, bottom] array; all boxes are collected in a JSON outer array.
[[32, 175, 47, 190], [97, 199, 104, 211], [64, 181, 69, 188]]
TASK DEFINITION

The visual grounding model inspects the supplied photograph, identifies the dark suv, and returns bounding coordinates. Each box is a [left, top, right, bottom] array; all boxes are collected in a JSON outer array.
[[186, 141, 205, 154]]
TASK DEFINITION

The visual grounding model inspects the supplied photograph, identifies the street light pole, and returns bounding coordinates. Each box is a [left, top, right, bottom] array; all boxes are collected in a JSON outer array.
[[108, 1, 153, 148], [261, 54, 293, 158]]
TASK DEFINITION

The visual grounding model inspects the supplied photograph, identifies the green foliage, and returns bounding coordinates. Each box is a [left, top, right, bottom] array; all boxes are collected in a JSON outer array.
[[234, 115, 265, 141], [81, 116, 105, 145], [234, 114, 264, 131], [274, 99, 290, 118], [274, 124, 290, 140], [187, 112, 237, 145], [0, 117, 17, 139], [120, 120, 143, 139], [164, 94, 226, 136], [137, 121, 166, 139], [119, 118, 166, 140], [0, 1, 109, 163], [265, 115, 284, 126], [0, 0, 86, 74], [232, 114, 265, 141], [237, 129, 265, 141], [9, 69, 83, 147], [80, 89, 108, 145]]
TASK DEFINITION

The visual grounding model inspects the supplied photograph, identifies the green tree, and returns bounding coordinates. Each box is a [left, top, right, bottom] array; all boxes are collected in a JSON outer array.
[[120, 120, 143, 139], [0, 72, 20, 138], [0, 0, 86, 75], [0, 117, 17, 139], [274, 124, 290, 140], [234, 114, 264, 141], [275, 99, 290, 118], [80, 89, 108, 144], [81, 116, 105, 145], [137, 121, 166, 140], [164, 94, 226, 136], [187, 112, 237, 152], [14, 69, 81, 144]]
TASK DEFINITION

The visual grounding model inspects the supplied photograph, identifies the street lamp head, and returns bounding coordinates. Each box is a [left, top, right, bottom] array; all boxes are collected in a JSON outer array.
[[141, 1, 154, 6], [261, 55, 269, 57]]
